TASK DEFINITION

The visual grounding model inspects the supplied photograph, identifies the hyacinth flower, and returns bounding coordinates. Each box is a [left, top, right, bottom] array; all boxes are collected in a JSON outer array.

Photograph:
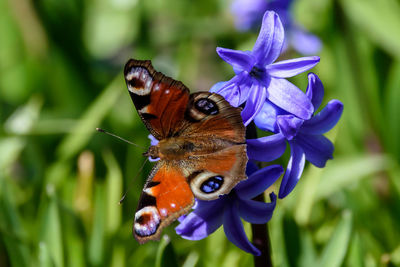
[[211, 11, 320, 126], [147, 134, 160, 162], [251, 73, 343, 198], [176, 163, 283, 255], [231, 0, 322, 55]]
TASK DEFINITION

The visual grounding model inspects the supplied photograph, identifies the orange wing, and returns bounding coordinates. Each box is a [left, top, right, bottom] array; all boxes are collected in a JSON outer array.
[[182, 92, 245, 144], [185, 144, 247, 201], [124, 59, 190, 140], [133, 162, 195, 243]]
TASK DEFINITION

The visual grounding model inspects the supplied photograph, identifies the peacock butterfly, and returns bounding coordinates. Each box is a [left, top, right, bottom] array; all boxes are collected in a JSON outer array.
[[124, 59, 248, 243]]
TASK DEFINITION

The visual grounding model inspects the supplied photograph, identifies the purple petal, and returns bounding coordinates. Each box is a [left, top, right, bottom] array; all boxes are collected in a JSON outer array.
[[210, 73, 248, 107], [223, 203, 261, 256], [175, 199, 224, 240], [217, 47, 255, 73], [305, 73, 324, 110], [252, 11, 285, 66], [236, 165, 283, 199], [245, 161, 259, 176], [266, 56, 320, 78], [267, 13, 291, 32], [231, 0, 268, 31], [253, 101, 282, 132], [210, 81, 228, 93], [247, 133, 287, 162], [290, 26, 322, 55], [276, 115, 304, 140], [267, 78, 314, 119], [212, 82, 241, 107], [279, 142, 305, 198], [295, 134, 334, 168], [148, 134, 159, 146], [301, 100, 344, 135], [237, 193, 277, 224], [241, 81, 267, 126], [268, 0, 293, 12], [147, 134, 160, 161], [237, 78, 254, 105]]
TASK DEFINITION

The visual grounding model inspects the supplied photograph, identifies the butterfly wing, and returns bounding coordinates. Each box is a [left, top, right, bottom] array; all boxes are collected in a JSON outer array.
[[125, 59, 247, 242], [124, 59, 190, 140], [134, 162, 194, 243], [182, 92, 246, 143], [180, 92, 247, 200]]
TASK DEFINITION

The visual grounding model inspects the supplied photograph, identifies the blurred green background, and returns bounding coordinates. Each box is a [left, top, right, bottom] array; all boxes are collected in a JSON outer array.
[[1, 0, 400, 266]]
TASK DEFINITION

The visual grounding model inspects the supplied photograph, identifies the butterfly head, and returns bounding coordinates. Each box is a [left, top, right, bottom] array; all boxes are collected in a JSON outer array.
[[143, 146, 159, 160], [144, 138, 196, 161]]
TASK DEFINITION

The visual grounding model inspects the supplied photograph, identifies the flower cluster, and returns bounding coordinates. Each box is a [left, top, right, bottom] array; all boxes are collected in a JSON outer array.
[[176, 11, 343, 255], [176, 163, 281, 255], [231, 0, 322, 55]]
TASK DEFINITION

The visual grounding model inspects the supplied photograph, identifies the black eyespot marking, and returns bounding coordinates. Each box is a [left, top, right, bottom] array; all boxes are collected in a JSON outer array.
[[195, 98, 219, 115], [141, 113, 158, 120], [128, 78, 145, 89], [136, 214, 147, 224], [200, 176, 224, 193], [137, 192, 156, 210], [129, 91, 150, 111], [146, 181, 161, 188], [134, 211, 160, 237]]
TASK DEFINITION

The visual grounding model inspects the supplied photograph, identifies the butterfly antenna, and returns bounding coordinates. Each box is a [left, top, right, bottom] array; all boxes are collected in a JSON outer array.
[[96, 128, 146, 150], [119, 157, 149, 204]]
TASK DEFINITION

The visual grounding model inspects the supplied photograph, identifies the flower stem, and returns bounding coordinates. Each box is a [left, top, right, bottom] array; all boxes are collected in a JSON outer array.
[[251, 193, 273, 267], [246, 122, 273, 267]]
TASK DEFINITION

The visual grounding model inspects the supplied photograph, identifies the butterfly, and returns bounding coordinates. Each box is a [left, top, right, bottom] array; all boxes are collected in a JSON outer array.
[[124, 59, 248, 244]]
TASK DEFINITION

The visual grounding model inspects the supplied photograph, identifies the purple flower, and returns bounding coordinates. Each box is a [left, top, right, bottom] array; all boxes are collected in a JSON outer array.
[[175, 163, 283, 255], [147, 134, 160, 162], [231, 0, 269, 31], [251, 73, 344, 198], [231, 0, 322, 55], [211, 11, 319, 126]]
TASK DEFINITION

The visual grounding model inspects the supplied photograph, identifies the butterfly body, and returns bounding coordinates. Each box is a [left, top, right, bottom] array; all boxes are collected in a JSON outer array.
[[124, 59, 248, 243]]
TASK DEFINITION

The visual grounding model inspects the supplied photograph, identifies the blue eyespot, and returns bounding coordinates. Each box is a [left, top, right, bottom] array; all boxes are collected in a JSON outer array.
[[195, 98, 219, 115], [200, 176, 224, 193]]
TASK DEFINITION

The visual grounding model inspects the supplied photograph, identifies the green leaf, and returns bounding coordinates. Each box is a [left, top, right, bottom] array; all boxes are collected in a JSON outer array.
[[182, 251, 199, 267], [221, 251, 241, 267], [89, 184, 106, 266], [103, 150, 122, 235], [4, 95, 43, 135], [38, 242, 54, 267], [340, 0, 400, 59], [110, 244, 126, 267], [205, 227, 227, 267], [298, 231, 318, 267], [390, 245, 400, 265], [57, 75, 124, 160], [318, 211, 353, 267], [294, 166, 324, 226], [40, 193, 64, 267], [155, 235, 178, 267], [0, 179, 30, 267], [346, 233, 364, 267], [316, 155, 393, 200], [384, 61, 400, 159], [0, 137, 25, 171], [270, 207, 290, 267]]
